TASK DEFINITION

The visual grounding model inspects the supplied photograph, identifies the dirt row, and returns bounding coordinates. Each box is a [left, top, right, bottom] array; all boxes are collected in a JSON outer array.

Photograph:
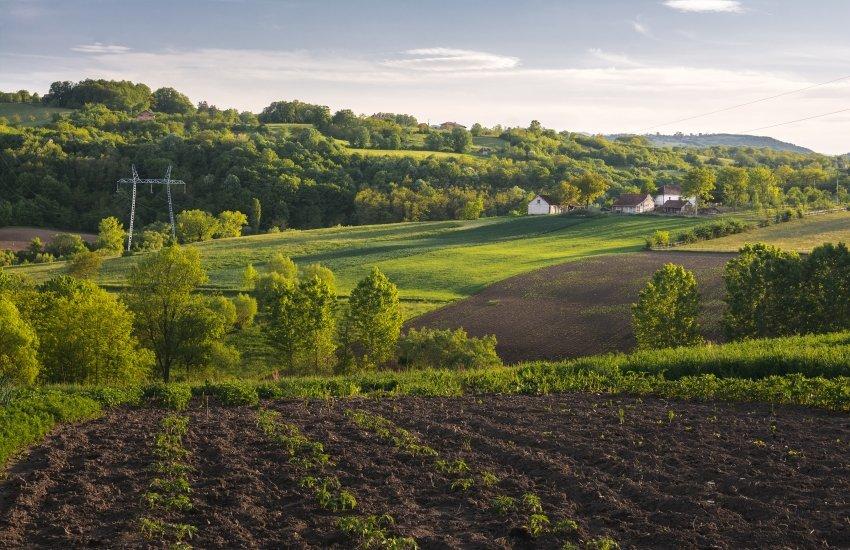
[[410, 251, 734, 363], [1, 395, 848, 548]]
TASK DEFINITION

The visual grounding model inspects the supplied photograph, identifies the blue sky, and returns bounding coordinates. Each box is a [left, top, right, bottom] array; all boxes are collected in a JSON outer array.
[[2, 0, 849, 153]]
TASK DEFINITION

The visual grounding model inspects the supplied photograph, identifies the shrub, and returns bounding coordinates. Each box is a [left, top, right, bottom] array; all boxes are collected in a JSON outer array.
[[201, 381, 259, 406], [143, 383, 193, 410], [47, 233, 88, 258], [233, 293, 258, 329], [67, 250, 103, 279], [397, 327, 502, 370], [0, 297, 39, 385], [96, 216, 125, 253], [267, 252, 297, 278]]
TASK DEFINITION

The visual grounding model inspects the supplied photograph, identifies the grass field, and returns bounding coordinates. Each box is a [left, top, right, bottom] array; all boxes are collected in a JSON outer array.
[[345, 147, 471, 159], [0, 103, 73, 125], [681, 210, 850, 252], [7, 214, 709, 306]]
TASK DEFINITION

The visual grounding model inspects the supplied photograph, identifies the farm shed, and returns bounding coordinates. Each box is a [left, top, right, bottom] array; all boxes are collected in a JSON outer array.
[[661, 199, 693, 214], [612, 193, 655, 214], [527, 195, 563, 215]]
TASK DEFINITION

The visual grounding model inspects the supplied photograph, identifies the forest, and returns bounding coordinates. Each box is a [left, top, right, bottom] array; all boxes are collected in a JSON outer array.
[[0, 78, 848, 233]]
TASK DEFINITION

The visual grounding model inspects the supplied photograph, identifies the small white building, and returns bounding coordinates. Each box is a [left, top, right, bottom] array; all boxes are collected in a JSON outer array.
[[612, 193, 655, 214], [527, 194, 563, 215], [654, 184, 696, 207]]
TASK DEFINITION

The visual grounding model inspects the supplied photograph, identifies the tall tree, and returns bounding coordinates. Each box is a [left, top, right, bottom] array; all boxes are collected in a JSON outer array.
[[0, 297, 39, 386], [682, 167, 716, 214], [632, 264, 703, 349], [573, 172, 610, 207], [250, 198, 262, 233], [338, 268, 403, 372], [717, 167, 749, 210], [125, 246, 214, 382], [96, 216, 126, 253]]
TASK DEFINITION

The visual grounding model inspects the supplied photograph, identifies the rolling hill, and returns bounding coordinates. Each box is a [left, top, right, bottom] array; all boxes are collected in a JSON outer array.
[[637, 133, 813, 153]]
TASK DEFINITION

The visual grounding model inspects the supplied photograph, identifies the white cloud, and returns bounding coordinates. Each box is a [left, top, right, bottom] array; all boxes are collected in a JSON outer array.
[[381, 48, 519, 72], [588, 49, 644, 67], [72, 43, 131, 54], [663, 0, 744, 13], [631, 20, 652, 37]]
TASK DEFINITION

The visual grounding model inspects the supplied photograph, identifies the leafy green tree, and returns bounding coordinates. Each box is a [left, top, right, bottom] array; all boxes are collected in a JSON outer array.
[[28, 237, 43, 258], [233, 293, 258, 329], [682, 167, 716, 213], [268, 253, 298, 279], [556, 181, 581, 205], [126, 246, 226, 382], [573, 172, 610, 207], [47, 233, 87, 258], [242, 263, 259, 290], [799, 242, 850, 334], [67, 250, 103, 279], [0, 297, 39, 385], [250, 198, 262, 233], [208, 295, 237, 331], [748, 167, 782, 208], [449, 127, 472, 153], [96, 216, 125, 253], [717, 167, 749, 209], [151, 87, 195, 114], [268, 275, 337, 374], [723, 243, 802, 339], [176, 209, 219, 243], [301, 262, 335, 292], [36, 280, 150, 384], [338, 268, 403, 372], [254, 272, 295, 312], [632, 263, 703, 349], [215, 210, 247, 238]]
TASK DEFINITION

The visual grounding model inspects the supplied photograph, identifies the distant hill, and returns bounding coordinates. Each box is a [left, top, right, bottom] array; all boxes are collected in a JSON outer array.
[[609, 133, 813, 154]]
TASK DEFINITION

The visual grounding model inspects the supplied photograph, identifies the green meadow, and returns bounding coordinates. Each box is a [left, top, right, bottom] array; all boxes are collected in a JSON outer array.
[[0, 103, 74, 126], [9, 214, 709, 309], [681, 210, 850, 253]]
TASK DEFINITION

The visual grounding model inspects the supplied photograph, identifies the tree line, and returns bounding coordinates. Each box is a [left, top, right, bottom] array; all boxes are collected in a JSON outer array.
[[632, 241, 850, 349]]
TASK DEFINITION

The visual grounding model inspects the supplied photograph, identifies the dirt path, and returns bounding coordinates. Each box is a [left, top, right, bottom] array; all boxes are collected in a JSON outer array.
[[410, 251, 733, 363], [0, 407, 160, 548]]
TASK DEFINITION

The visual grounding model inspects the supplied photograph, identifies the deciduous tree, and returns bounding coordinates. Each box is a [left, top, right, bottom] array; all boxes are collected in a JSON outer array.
[[632, 263, 703, 349]]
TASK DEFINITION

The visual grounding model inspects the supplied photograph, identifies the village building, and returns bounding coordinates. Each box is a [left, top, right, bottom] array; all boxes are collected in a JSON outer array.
[[654, 184, 696, 207], [612, 193, 655, 214], [527, 194, 563, 215], [661, 199, 693, 215], [135, 110, 155, 121]]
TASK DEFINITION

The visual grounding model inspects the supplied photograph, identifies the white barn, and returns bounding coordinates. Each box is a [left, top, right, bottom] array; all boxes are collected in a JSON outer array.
[[654, 185, 696, 207], [527, 195, 563, 215]]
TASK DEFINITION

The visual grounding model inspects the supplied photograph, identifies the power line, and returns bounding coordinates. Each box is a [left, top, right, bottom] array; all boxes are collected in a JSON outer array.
[[742, 107, 850, 133], [639, 74, 850, 132]]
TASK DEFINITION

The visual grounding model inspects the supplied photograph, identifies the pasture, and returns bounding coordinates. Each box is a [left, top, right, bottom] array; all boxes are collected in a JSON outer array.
[[7, 214, 708, 305], [0, 104, 73, 126], [680, 209, 850, 252]]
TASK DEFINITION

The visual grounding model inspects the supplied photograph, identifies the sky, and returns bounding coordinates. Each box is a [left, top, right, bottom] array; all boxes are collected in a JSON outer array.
[[1, 0, 849, 154]]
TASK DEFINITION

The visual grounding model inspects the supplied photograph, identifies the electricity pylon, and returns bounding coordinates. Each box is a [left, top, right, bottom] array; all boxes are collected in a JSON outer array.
[[116, 165, 185, 252]]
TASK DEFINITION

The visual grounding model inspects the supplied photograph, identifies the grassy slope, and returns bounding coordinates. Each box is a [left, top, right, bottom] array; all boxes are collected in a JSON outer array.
[[680, 210, 850, 252], [0, 104, 73, 125], [8, 214, 707, 304]]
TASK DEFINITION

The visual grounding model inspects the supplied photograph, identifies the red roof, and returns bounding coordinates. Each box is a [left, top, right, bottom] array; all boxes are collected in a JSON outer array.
[[613, 193, 652, 207]]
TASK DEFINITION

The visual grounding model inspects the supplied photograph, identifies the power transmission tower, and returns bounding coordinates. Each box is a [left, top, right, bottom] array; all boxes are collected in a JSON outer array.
[[116, 165, 185, 252]]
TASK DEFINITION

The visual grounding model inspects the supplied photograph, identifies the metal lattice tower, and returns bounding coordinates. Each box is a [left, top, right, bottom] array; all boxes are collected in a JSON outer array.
[[116, 165, 185, 252]]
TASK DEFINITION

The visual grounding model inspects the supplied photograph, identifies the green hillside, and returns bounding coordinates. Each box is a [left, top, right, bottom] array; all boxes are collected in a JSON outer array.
[[0, 103, 73, 126], [8, 213, 708, 308], [681, 210, 850, 252]]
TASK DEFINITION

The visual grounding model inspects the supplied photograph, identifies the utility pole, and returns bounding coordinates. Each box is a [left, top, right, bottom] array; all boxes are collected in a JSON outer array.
[[116, 165, 185, 252]]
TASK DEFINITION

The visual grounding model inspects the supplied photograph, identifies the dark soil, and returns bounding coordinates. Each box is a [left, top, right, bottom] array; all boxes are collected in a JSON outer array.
[[1, 395, 848, 549], [0, 226, 96, 252], [410, 250, 734, 363]]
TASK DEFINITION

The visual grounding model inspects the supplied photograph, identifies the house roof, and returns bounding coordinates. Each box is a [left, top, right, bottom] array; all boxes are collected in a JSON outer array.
[[662, 199, 688, 209], [535, 194, 558, 205], [658, 184, 681, 195], [613, 193, 652, 207]]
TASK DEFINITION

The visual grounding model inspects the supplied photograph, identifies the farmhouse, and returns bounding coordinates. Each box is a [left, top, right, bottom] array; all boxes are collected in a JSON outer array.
[[661, 199, 693, 214], [527, 194, 563, 215], [654, 184, 696, 207], [612, 193, 655, 214]]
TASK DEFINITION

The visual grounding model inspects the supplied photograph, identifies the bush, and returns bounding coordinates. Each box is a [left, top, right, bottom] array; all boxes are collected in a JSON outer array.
[[397, 328, 502, 370], [67, 250, 103, 279], [143, 383, 192, 410], [200, 381, 259, 406], [233, 294, 258, 329], [47, 233, 88, 258]]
